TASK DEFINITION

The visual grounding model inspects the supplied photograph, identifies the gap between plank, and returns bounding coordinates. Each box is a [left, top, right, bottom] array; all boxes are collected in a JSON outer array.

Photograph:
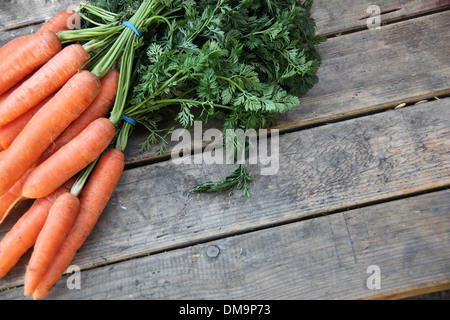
[[325, 5, 450, 38], [124, 93, 450, 171], [2, 184, 449, 295]]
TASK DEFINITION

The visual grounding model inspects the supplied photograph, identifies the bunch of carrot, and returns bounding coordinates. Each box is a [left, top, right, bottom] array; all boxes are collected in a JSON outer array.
[[0, 10, 125, 299]]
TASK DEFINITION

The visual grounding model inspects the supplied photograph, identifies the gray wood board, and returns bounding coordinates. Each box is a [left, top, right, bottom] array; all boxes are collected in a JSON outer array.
[[311, 0, 450, 36], [1, 97, 449, 293], [1, 3, 449, 168], [2, 188, 449, 300]]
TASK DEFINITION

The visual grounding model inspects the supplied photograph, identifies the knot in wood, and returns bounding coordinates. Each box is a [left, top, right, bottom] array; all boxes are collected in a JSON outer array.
[[206, 245, 220, 258]]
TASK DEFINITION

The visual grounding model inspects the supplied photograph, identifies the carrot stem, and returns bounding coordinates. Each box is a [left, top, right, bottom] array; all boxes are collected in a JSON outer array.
[[70, 159, 99, 198]]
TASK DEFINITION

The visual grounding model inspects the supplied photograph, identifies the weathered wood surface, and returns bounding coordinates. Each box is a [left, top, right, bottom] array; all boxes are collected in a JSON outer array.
[[0, 1, 449, 300], [311, 0, 450, 36], [1, 188, 449, 300], [1, 98, 449, 296], [1, 0, 449, 34], [0, 0, 80, 30]]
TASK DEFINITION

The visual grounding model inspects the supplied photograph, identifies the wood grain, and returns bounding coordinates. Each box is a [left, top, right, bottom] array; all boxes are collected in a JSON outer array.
[[1, 97, 448, 293], [1, 188, 449, 300], [311, 0, 450, 36], [0, 0, 449, 301]]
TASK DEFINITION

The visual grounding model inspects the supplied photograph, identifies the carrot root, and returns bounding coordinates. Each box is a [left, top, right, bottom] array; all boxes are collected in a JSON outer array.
[[22, 118, 116, 199], [0, 70, 101, 197], [38, 68, 120, 161], [0, 168, 35, 225], [24, 192, 80, 297], [0, 44, 91, 127], [0, 94, 53, 150], [0, 31, 61, 97], [32, 149, 125, 300], [0, 179, 75, 279]]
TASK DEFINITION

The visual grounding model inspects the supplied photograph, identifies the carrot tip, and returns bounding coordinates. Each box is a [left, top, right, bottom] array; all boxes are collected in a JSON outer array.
[[32, 291, 47, 301]]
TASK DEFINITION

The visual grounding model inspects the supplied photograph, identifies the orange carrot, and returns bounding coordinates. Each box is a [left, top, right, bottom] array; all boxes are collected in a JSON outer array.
[[24, 192, 80, 297], [0, 72, 34, 107], [22, 117, 116, 199], [0, 179, 75, 279], [39, 69, 119, 161], [0, 44, 90, 127], [0, 70, 101, 197], [32, 149, 125, 300], [0, 71, 118, 213], [37, 10, 79, 35], [0, 31, 61, 96], [0, 169, 33, 225], [0, 70, 118, 219], [0, 94, 54, 150], [0, 71, 118, 216], [0, 83, 18, 106]]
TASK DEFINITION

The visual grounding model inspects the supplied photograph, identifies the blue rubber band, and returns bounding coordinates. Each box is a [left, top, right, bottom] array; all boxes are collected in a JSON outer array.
[[121, 114, 137, 126], [122, 21, 143, 38]]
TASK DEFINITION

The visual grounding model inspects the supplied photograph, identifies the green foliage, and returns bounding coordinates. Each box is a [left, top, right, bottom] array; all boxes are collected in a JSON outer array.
[[90, 0, 325, 200], [193, 164, 253, 202]]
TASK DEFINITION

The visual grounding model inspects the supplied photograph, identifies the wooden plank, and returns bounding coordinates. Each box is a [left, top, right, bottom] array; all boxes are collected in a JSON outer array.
[[311, 0, 450, 36], [123, 11, 450, 165], [0, 25, 40, 47], [1, 189, 449, 300], [0, 0, 80, 30], [1, 97, 449, 292], [1, 5, 449, 166]]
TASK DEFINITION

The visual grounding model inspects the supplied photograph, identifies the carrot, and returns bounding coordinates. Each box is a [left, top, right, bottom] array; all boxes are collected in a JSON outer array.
[[0, 10, 74, 71], [0, 71, 117, 218], [0, 71, 118, 213], [0, 70, 101, 197], [0, 169, 33, 225], [0, 94, 54, 150], [22, 117, 116, 199], [0, 179, 75, 279], [0, 72, 34, 107], [0, 44, 91, 127], [0, 31, 61, 96], [32, 149, 125, 300], [37, 10, 79, 35], [24, 192, 80, 297], [39, 69, 119, 161]]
